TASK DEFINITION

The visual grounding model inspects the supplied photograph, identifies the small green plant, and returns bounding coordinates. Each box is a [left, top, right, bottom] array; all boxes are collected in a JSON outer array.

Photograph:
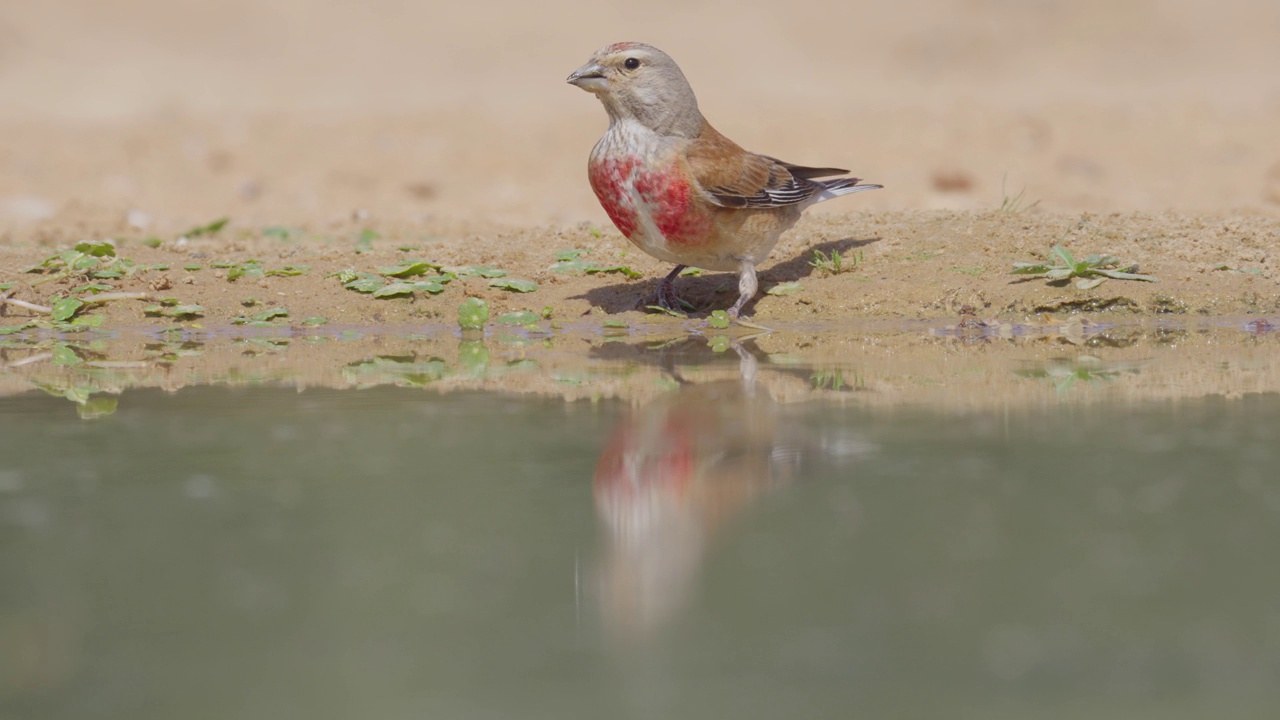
[[232, 307, 289, 326], [1012, 246, 1157, 289], [182, 217, 230, 238], [498, 310, 541, 326], [766, 281, 803, 296], [144, 303, 205, 319], [489, 278, 538, 293], [810, 249, 861, 276], [332, 262, 453, 298], [22, 240, 139, 284], [998, 174, 1041, 214], [458, 297, 489, 330], [548, 248, 642, 278], [455, 266, 508, 278], [811, 369, 863, 392]]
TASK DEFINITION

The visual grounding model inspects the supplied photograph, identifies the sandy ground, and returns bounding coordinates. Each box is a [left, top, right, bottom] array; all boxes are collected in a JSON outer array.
[[2, 0, 1280, 404]]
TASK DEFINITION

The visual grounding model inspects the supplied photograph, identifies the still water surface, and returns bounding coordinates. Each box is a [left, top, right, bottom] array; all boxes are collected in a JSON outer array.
[[2, 346, 1279, 719]]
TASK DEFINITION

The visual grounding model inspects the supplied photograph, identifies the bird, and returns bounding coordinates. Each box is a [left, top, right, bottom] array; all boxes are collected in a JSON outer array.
[[567, 42, 882, 319]]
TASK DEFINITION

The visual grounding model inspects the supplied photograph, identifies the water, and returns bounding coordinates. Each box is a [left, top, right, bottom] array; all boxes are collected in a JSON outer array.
[[3, 328, 1280, 719]]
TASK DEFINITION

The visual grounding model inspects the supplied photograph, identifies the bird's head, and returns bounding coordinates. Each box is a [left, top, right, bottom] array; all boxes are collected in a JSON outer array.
[[567, 42, 702, 138]]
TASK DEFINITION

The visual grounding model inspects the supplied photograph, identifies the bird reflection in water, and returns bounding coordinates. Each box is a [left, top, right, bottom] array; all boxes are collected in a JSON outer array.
[[590, 337, 869, 643]]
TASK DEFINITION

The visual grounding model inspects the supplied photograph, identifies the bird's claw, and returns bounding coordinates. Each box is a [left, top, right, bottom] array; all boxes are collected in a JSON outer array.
[[639, 278, 693, 314]]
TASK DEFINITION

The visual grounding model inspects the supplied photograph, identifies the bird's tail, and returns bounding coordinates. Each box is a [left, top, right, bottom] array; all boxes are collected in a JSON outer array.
[[814, 178, 883, 202]]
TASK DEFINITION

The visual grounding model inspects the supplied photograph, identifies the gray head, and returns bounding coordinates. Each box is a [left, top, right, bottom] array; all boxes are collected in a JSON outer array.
[[566, 42, 703, 138]]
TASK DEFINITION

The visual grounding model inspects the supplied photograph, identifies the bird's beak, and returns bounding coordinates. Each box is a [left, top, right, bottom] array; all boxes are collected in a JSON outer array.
[[566, 64, 608, 93]]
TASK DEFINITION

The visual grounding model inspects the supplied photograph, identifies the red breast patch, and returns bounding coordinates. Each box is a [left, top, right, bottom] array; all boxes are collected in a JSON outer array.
[[588, 158, 711, 246]]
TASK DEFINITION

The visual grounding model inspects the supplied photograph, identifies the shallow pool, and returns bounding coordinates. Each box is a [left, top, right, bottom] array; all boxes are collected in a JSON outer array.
[[3, 325, 1279, 718]]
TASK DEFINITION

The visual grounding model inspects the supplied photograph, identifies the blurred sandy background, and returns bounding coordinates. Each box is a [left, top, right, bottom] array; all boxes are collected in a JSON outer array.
[[3, 0, 1280, 237]]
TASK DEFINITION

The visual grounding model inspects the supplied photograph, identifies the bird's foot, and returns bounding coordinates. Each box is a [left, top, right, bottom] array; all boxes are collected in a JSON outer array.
[[639, 277, 694, 314], [727, 311, 773, 332], [726, 294, 772, 331]]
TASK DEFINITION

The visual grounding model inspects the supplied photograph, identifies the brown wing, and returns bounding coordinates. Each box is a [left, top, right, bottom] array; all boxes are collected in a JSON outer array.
[[764, 156, 850, 180], [685, 122, 830, 209]]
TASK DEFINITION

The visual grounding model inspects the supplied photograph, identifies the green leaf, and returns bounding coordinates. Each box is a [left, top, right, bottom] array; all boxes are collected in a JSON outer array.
[[372, 282, 416, 298], [51, 297, 85, 321], [78, 395, 119, 419], [354, 229, 379, 254], [0, 282, 13, 291], [1076, 277, 1107, 290], [414, 280, 447, 294], [303, 317, 328, 325], [70, 254, 100, 272], [146, 304, 204, 319], [645, 305, 686, 318], [263, 226, 297, 239], [0, 322, 34, 335], [251, 308, 289, 322], [224, 261, 262, 282], [183, 217, 229, 237], [457, 297, 489, 330], [708, 335, 732, 352], [498, 310, 542, 325], [167, 305, 204, 319], [679, 267, 703, 277], [554, 248, 588, 261], [379, 261, 440, 278], [1011, 263, 1051, 275], [585, 264, 642, 279], [1052, 245, 1076, 268], [1095, 269, 1158, 282], [602, 318, 629, 328], [549, 258, 592, 274], [766, 281, 803, 296], [266, 265, 309, 277], [183, 264, 203, 271], [343, 275, 386, 293], [69, 283, 114, 294], [67, 314, 105, 328], [489, 278, 538, 293], [549, 257, 642, 278], [51, 344, 83, 366], [456, 266, 508, 278], [708, 310, 732, 329], [1045, 268, 1074, 280], [458, 340, 490, 374], [75, 240, 117, 257]]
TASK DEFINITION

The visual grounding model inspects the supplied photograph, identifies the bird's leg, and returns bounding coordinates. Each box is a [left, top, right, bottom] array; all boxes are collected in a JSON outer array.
[[640, 265, 689, 311], [726, 261, 758, 320]]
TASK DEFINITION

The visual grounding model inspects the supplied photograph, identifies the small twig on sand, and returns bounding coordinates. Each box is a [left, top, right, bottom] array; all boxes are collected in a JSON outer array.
[[1, 297, 52, 314], [6, 352, 53, 368], [85, 292, 149, 303]]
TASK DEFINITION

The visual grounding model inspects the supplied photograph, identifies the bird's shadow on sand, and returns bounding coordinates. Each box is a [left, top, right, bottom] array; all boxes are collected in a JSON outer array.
[[577, 236, 881, 316]]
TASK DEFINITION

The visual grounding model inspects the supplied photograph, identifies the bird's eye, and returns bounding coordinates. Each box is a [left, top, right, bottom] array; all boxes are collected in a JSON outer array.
[[623, 57, 641, 70]]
